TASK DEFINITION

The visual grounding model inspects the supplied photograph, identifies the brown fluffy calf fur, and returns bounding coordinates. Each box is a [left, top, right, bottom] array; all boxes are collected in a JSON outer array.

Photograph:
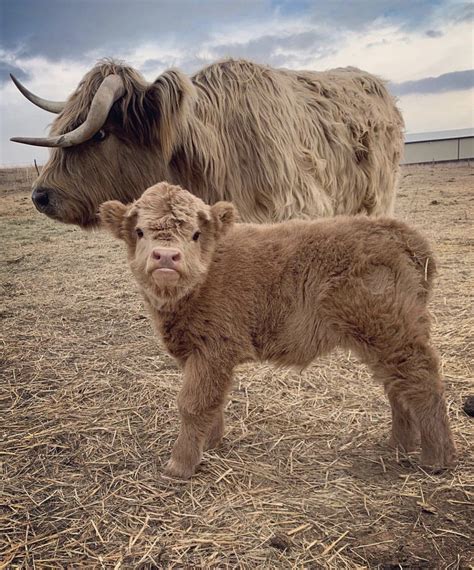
[[100, 182, 456, 479]]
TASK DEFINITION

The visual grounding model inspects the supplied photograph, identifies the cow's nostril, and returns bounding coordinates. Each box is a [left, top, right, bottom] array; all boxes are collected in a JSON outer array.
[[32, 187, 50, 211], [172, 252, 181, 262]]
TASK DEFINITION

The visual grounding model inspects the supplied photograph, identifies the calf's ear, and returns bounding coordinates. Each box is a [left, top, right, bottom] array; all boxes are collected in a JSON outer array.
[[197, 209, 211, 225], [211, 201, 238, 237], [99, 201, 129, 239]]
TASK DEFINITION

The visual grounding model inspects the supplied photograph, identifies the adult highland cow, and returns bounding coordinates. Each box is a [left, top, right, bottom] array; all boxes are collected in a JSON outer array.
[[11, 59, 404, 227]]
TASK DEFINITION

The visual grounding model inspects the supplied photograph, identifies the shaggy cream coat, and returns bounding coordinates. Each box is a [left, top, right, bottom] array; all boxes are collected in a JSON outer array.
[[35, 59, 403, 226]]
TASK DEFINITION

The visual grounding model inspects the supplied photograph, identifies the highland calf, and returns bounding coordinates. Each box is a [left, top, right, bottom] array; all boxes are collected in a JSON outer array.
[[100, 182, 457, 480]]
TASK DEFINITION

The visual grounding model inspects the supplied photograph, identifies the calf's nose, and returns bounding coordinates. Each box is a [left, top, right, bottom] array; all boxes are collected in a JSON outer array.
[[152, 248, 182, 269], [32, 187, 51, 212]]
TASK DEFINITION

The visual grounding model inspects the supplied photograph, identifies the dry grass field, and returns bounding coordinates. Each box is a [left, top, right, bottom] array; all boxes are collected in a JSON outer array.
[[1, 162, 473, 568]]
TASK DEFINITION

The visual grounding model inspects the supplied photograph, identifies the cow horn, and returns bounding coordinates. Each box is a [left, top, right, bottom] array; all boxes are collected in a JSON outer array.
[[10, 74, 65, 114], [10, 75, 125, 148]]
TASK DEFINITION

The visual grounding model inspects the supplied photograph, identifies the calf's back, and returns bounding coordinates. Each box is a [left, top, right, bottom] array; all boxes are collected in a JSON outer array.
[[152, 216, 435, 368]]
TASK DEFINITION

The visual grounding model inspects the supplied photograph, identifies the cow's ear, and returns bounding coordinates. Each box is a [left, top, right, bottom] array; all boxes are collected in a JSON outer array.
[[147, 69, 197, 162], [99, 201, 129, 239], [211, 201, 238, 237]]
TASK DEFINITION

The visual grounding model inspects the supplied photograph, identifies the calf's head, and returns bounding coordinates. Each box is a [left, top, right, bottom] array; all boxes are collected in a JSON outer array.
[[100, 182, 236, 307]]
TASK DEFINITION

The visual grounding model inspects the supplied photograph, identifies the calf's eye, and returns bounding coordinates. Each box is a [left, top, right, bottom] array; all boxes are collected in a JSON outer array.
[[192, 231, 201, 241], [136, 228, 144, 238]]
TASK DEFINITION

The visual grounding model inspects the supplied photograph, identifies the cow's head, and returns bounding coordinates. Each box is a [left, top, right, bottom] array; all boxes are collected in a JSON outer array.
[[10, 61, 196, 227], [100, 182, 236, 308]]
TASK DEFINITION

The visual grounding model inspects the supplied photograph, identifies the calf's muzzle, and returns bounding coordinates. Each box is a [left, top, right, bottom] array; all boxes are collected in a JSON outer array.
[[152, 248, 182, 270]]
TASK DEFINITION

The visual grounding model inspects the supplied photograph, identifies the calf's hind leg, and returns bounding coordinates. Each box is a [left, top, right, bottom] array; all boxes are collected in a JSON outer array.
[[164, 357, 232, 480], [387, 391, 419, 453], [338, 285, 456, 469], [371, 343, 456, 468]]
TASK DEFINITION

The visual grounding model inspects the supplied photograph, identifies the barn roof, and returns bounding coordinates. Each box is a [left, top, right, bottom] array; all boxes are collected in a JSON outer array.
[[405, 127, 474, 143]]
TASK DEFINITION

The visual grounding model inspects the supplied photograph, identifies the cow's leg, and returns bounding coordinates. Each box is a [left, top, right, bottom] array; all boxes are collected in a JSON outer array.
[[164, 357, 232, 480]]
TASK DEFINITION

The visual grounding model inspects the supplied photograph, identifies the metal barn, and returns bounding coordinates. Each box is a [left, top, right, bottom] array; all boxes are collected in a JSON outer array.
[[402, 128, 474, 164]]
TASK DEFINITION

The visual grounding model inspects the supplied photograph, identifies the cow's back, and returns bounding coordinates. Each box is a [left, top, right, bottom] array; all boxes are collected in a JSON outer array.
[[184, 59, 404, 223]]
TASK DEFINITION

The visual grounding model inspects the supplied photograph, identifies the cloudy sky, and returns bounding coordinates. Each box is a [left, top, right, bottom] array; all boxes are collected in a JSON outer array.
[[1, 0, 473, 165]]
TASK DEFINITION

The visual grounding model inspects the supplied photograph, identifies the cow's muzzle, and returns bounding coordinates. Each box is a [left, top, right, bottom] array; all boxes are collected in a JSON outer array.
[[32, 187, 54, 214]]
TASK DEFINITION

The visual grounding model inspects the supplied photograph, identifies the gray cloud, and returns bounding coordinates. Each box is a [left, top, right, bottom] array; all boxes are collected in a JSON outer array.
[[389, 69, 474, 96], [425, 29, 443, 37], [140, 55, 212, 77], [209, 30, 337, 69], [451, 2, 474, 24], [0, 0, 270, 61], [0, 0, 457, 65], [0, 61, 29, 85], [304, 0, 446, 31], [140, 58, 170, 74]]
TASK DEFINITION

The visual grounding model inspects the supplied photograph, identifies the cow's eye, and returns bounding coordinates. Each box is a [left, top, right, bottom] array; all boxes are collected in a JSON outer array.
[[136, 228, 144, 238], [192, 231, 201, 241], [93, 129, 107, 142]]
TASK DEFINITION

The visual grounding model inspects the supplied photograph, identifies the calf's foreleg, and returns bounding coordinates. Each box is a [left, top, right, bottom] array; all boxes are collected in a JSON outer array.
[[205, 409, 225, 451], [164, 356, 232, 479]]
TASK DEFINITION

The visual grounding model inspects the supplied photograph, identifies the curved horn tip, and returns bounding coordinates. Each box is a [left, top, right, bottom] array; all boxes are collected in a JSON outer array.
[[10, 73, 65, 114], [10, 136, 67, 148], [10, 74, 125, 148]]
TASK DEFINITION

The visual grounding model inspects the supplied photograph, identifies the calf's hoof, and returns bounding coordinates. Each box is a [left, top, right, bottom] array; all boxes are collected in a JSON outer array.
[[163, 458, 196, 480], [204, 433, 223, 451], [420, 447, 457, 471], [388, 435, 419, 453]]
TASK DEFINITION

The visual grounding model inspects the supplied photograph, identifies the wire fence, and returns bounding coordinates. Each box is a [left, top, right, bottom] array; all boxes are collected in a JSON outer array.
[[1, 161, 44, 168], [0, 163, 39, 193]]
